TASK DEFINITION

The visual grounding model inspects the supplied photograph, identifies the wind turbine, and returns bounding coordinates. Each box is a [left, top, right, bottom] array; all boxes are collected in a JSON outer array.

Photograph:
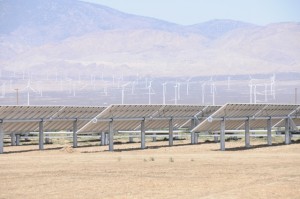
[[131, 81, 135, 95], [201, 82, 206, 105], [121, 82, 130, 104], [147, 81, 154, 105], [210, 81, 216, 105], [177, 82, 181, 100], [270, 74, 276, 99], [186, 77, 192, 96], [23, 79, 37, 105], [162, 82, 167, 105], [174, 83, 178, 105], [1, 82, 6, 98], [227, 76, 231, 90], [249, 76, 253, 104]]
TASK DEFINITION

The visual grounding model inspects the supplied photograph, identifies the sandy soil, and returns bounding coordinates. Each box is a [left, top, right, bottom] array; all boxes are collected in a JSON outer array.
[[0, 139, 300, 199]]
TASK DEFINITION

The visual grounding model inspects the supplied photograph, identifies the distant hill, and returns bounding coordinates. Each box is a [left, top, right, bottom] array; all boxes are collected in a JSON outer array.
[[0, 0, 299, 77]]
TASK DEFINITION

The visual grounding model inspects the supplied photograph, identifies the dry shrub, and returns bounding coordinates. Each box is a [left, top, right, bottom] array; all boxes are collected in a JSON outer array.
[[60, 146, 75, 153]]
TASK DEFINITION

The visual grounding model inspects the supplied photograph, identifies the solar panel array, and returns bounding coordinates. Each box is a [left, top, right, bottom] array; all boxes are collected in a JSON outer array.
[[77, 105, 215, 132], [0, 103, 300, 153], [192, 104, 300, 132]]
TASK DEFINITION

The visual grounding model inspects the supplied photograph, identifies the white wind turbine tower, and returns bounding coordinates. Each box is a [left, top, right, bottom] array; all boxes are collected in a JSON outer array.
[[177, 82, 181, 100], [186, 77, 192, 96], [201, 82, 206, 105], [174, 83, 178, 105], [1, 82, 6, 98], [270, 74, 276, 99], [23, 79, 37, 105], [249, 76, 253, 104], [131, 81, 135, 95], [210, 81, 216, 105], [121, 82, 130, 105], [147, 81, 154, 105], [227, 76, 231, 90], [162, 82, 167, 105]]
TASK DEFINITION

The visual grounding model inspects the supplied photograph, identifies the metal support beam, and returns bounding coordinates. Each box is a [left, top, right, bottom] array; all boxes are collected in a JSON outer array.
[[141, 120, 146, 149], [245, 119, 250, 148], [101, 132, 105, 146], [0, 123, 4, 154], [169, 118, 173, 146], [11, 133, 16, 146], [73, 120, 78, 148], [16, 134, 20, 146], [108, 121, 114, 151], [39, 121, 44, 150], [267, 119, 272, 146], [285, 118, 290, 145], [220, 119, 225, 151]]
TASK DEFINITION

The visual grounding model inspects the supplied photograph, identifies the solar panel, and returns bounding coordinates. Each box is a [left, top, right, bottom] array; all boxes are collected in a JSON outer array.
[[192, 104, 300, 132]]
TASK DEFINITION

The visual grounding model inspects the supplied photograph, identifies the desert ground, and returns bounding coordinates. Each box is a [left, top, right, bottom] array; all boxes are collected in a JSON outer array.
[[1, 137, 300, 199]]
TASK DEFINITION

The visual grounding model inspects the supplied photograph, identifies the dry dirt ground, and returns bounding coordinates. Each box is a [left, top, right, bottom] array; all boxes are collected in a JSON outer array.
[[1, 138, 300, 199]]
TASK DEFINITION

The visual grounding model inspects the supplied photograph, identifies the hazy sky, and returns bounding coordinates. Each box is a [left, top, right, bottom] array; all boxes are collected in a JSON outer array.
[[81, 0, 300, 25]]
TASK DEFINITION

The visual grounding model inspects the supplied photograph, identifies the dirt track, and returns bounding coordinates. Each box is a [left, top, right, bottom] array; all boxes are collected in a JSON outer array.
[[1, 139, 300, 199]]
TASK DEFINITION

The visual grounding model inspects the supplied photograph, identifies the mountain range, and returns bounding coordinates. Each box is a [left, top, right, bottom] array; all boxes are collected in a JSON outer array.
[[1, 0, 300, 77]]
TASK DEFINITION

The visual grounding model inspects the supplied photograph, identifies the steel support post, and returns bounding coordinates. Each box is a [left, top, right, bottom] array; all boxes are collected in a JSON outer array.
[[169, 118, 173, 146], [0, 123, 4, 154], [245, 119, 250, 148], [267, 119, 272, 146], [109, 121, 114, 151], [214, 132, 218, 142], [16, 134, 20, 146], [152, 133, 156, 142], [285, 118, 290, 145], [194, 133, 199, 144], [45, 136, 50, 144], [39, 121, 44, 150], [190, 119, 195, 144], [129, 134, 134, 143], [220, 119, 225, 151], [191, 132, 195, 144], [105, 133, 109, 145], [101, 132, 105, 146], [141, 120, 146, 149], [11, 133, 16, 146], [73, 120, 78, 148]]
